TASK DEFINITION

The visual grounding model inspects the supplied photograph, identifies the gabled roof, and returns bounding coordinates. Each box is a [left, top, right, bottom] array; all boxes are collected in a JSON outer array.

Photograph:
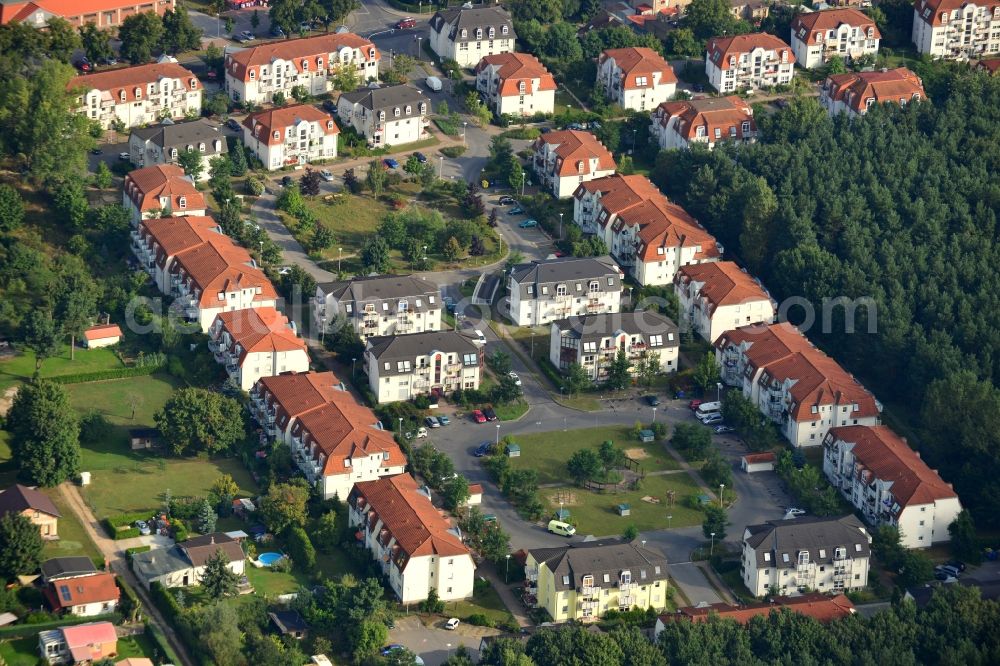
[[573, 174, 664, 222], [59, 621, 118, 648], [664, 592, 855, 624], [430, 4, 515, 43], [243, 104, 339, 147], [338, 84, 428, 115], [225, 32, 378, 82], [915, 0, 1000, 27], [475, 52, 557, 96], [707, 33, 794, 70], [316, 274, 440, 316], [654, 96, 756, 141], [533, 130, 616, 176], [253, 371, 344, 426], [826, 425, 958, 510], [552, 311, 679, 347], [179, 532, 245, 566], [824, 68, 925, 114], [509, 256, 621, 287], [366, 330, 480, 365], [714, 322, 815, 369], [130, 119, 225, 153], [41, 557, 98, 582], [675, 261, 772, 311], [600, 47, 677, 89], [170, 237, 277, 307], [792, 8, 880, 44], [213, 306, 306, 365], [46, 572, 120, 610], [125, 164, 205, 213], [350, 474, 470, 568], [634, 202, 720, 263], [528, 538, 669, 591], [1, 0, 156, 24], [744, 515, 870, 566], [83, 324, 122, 341], [977, 58, 1000, 74], [761, 349, 880, 420], [0, 484, 60, 518], [68, 62, 200, 103], [116, 659, 155, 666]]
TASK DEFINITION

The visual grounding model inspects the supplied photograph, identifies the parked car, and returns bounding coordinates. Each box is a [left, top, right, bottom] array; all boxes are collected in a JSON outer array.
[[383, 158, 399, 169], [645, 395, 660, 406], [547, 520, 576, 536], [239, 30, 255, 42], [785, 507, 807, 516], [413, 151, 427, 163], [444, 618, 460, 630], [508, 371, 521, 386], [135, 520, 151, 536], [688, 399, 703, 411], [226, 118, 241, 131], [471, 409, 487, 424], [935, 564, 961, 578], [424, 416, 440, 428], [508, 206, 525, 215], [74, 58, 92, 72], [270, 25, 285, 37], [498, 195, 516, 205], [539, 126, 551, 133], [322, 99, 336, 112], [381, 645, 405, 656], [443, 296, 456, 313], [700, 413, 723, 425], [90, 147, 102, 155], [415, 427, 428, 438], [483, 406, 498, 421], [934, 570, 958, 582], [99, 56, 118, 66], [299, 22, 312, 33], [473, 329, 487, 346], [396, 17, 416, 29], [437, 414, 450, 426], [118, 152, 130, 161], [946, 560, 967, 572], [319, 169, 334, 182], [518, 219, 538, 228], [474, 442, 493, 457], [714, 425, 735, 434]]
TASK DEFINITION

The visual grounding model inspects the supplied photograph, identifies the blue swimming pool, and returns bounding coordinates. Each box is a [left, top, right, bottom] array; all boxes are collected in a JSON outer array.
[[258, 552, 284, 567]]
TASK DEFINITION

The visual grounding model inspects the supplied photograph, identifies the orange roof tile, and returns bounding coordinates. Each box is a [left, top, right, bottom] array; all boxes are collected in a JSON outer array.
[[761, 350, 879, 421], [467, 483, 484, 495], [351, 474, 470, 568], [125, 165, 205, 213], [533, 130, 616, 176], [824, 68, 925, 113], [226, 33, 378, 83], [676, 261, 772, 311], [654, 96, 756, 141], [1, 0, 160, 23], [213, 307, 306, 365], [254, 371, 344, 427], [475, 52, 557, 96], [916, 0, 1000, 27], [45, 573, 120, 610], [977, 58, 1000, 74], [139, 216, 222, 270], [82, 324, 122, 341], [665, 593, 854, 625], [243, 104, 339, 147], [68, 62, 200, 103], [707, 33, 794, 70], [714, 322, 815, 369], [170, 239, 276, 307], [742, 452, 777, 464], [827, 425, 958, 510], [633, 200, 720, 262], [574, 174, 665, 227], [600, 47, 676, 90], [792, 8, 880, 44]]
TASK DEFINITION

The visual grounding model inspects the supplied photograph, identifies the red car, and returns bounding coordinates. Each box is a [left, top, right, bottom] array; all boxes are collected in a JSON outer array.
[[471, 409, 487, 424], [395, 17, 416, 29], [688, 399, 703, 411]]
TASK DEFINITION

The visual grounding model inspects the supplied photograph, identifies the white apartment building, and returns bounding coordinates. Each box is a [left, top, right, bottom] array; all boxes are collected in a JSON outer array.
[[69, 62, 202, 129], [313, 274, 442, 341], [741, 516, 872, 597], [122, 164, 206, 225], [705, 33, 795, 93], [224, 32, 379, 104], [364, 331, 483, 403], [475, 52, 556, 117], [674, 261, 775, 344], [131, 215, 221, 292], [337, 84, 430, 147], [913, 0, 1000, 59], [549, 311, 679, 381], [250, 371, 407, 501], [597, 47, 677, 111], [242, 104, 339, 170], [650, 96, 757, 150], [531, 130, 617, 198], [128, 119, 225, 180], [823, 425, 962, 548], [820, 68, 926, 117], [209, 307, 309, 391], [429, 4, 516, 67], [791, 8, 881, 69], [508, 256, 622, 327]]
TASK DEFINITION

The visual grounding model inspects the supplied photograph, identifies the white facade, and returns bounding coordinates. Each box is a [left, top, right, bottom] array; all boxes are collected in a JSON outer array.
[[791, 10, 881, 69], [674, 263, 776, 344], [508, 258, 623, 327], [428, 6, 516, 67], [364, 332, 483, 404], [596, 48, 677, 111], [336, 86, 430, 147], [208, 312, 310, 392], [912, 0, 1000, 59], [650, 97, 757, 151], [71, 64, 203, 130], [127, 125, 224, 181], [741, 531, 870, 598], [548, 312, 679, 382], [242, 106, 339, 171], [531, 130, 617, 199], [474, 53, 556, 117], [706, 36, 795, 93], [312, 276, 442, 341]]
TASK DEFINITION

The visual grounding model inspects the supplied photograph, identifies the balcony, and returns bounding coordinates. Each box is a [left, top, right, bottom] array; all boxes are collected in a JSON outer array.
[[579, 586, 598, 597]]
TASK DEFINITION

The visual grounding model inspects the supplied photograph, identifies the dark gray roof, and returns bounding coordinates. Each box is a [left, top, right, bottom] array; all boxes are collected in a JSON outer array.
[[366, 331, 479, 369], [744, 515, 871, 568], [430, 5, 516, 43], [41, 557, 98, 582], [529, 538, 669, 592], [179, 532, 244, 566], [552, 311, 679, 346], [130, 119, 225, 154], [132, 545, 191, 582], [317, 275, 440, 317], [339, 84, 428, 115], [510, 256, 621, 300], [0, 484, 60, 518], [269, 610, 308, 634]]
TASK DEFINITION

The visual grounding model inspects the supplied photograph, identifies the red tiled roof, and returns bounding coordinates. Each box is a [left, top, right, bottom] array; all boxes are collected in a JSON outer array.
[[170, 238, 277, 307], [243, 104, 339, 147], [742, 452, 777, 464], [351, 474, 470, 568], [824, 68, 925, 113], [139, 216, 222, 271], [761, 349, 879, 421], [912, 0, 1000, 27], [1, 0, 166, 24], [792, 8, 880, 44], [707, 33, 794, 70], [675, 261, 772, 310], [475, 52, 557, 96], [714, 322, 816, 369], [45, 573, 120, 610], [226, 33, 378, 83], [213, 307, 306, 365], [633, 201, 720, 262], [468, 483, 484, 495], [83, 324, 122, 341], [827, 425, 958, 510], [600, 47, 676, 90], [574, 174, 664, 225], [125, 165, 205, 213], [664, 593, 854, 625], [533, 130, 616, 176], [68, 63, 200, 103], [654, 96, 755, 141], [254, 371, 343, 426], [977, 58, 1000, 74]]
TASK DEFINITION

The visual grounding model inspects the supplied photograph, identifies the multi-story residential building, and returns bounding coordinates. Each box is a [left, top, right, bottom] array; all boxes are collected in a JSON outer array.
[[475, 52, 557, 117], [823, 425, 962, 548], [242, 104, 339, 170], [224, 33, 379, 104], [507, 256, 622, 327], [650, 96, 757, 150], [0, 0, 173, 29], [209, 307, 309, 391], [128, 119, 225, 179], [597, 47, 677, 111], [313, 274, 441, 341], [655, 593, 855, 635], [705, 33, 795, 93], [68, 62, 202, 129], [44, 572, 119, 617], [526, 539, 670, 622], [531, 130, 617, 198], [912, 0, 1000, 59], [348, 474, 475, 603], [130, 215, 277, 331], [131, 533, 246, 590], [123, 164, 206, 225], [250, 371, 407, 500], [821, 67, 925, 116], [714, 323, 882, 447], [791, 8, 881, 69], [674, 261, 775, 344], [0, 484, 60, 538], [364, 331, 483, 403], [741, 515, 872, 597], [549, 311, 679, 381], [337, 84, 430, 147], [429, 4, 516, 67]]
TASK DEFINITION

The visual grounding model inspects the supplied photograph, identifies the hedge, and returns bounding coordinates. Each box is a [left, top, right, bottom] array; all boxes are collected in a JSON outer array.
[[0, 612, 121, 639], [116, 576, 143, 623], [103, 512, 151, 540], [49, 362, 166, 385], [125, 545, 151, 559], [149, 582, 181, 623], [144, 621, 181, 664]]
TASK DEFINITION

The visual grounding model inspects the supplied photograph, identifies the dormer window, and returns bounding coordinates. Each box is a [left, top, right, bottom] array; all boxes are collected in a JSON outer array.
[[326, 120, 334, 129], [866, 98, 875, 108], [369, 48, 376, 59], [317, 58, 323, 67], [488, 27, 495, 38], [189, 78, 197, 89], [302, 60, 309, 70], [476, 28, 482, 39], [179, 196, 187, 209], [273, 130, 280, 139], [742, 121, 750, 133], [394, 107, 401, 117], [576, 160, 584, 173], [867, 28, 874, 38], [461, 28, 467, 38], [119, 91, 127, 102], [198, 142, 206, 152], [214, 140, 222, 152], [249, 70, 256, 80], [419, 102, 426, 114], [379, 110, 386, 121], [696, 126, 706, 137], [502, 25, 508, 35], [405, 105, 411, 114], [519, 81, 526, 93], [815, 32, 823, 42], [170, 148, 178, 159]]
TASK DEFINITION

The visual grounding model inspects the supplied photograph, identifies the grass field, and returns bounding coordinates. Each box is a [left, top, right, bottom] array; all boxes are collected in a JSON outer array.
[[0, 344, 124, 390], [510, 426, 680, 486], [41, 489, 103, 563], [446, 581, 510, 625]]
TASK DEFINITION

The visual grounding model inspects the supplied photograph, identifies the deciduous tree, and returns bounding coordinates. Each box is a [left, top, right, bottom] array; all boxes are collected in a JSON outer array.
[[154, 388, 245, 455], [7, 379, 81, 486], [0, 513, 43, 580], [118, 12, 164, 64], [260, 480, 310, 533], [79, 22, 112, 63], [176, 147, 205, 181]]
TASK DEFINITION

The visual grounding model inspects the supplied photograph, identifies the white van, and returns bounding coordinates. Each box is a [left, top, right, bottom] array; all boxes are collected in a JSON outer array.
[[696, 401, 722, 417], [547, 520, 576, 537], [426, 76, 442, 92], [473, 329, 487, 346]]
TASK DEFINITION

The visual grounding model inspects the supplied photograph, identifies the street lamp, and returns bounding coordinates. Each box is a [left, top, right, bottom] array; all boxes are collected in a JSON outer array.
[[352, 357, 357, 378], [720, 483, 725, 508], [667, 514, 672, 529], [710, 531, 716, 557], [558, 212, 563, 240], [505, 553, 511, 584], [320, 315, 327, 343], [495, 423, 500, 445], [439, 155, 444, 178], [416, 36, 422, 59], [530, 331, 535, 357], [627, 286, 633, 309], [632, 128, 637, 153], [716, 382, 722, 402], [398, 417, 403, 438], [463, 121, 468, 144], [338, 247, 343, 275], [652, 406, 656, 423]]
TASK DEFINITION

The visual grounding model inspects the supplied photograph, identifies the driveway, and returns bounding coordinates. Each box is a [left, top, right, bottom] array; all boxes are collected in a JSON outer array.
[[669, 561, 724, 606], [388, 615, 500, 666]]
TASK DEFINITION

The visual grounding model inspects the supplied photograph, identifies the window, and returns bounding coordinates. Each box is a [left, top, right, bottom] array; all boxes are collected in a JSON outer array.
[[462, 352, 478, 366], [742, 121, 751, 133], [782, 553, 790, 563], [405, 105, 412, 114], [562, 575, 570, 585], [461, 28, 467, 38], [249, 70, 256, 80], [583, 341, 597, 353], [318, 58, 324, 67], [582, 575, 593, 588], [819, 549, 826, 559], [382, 302, 389, 311], [855, 544, 863, 552], [489, 27, 495, 38], [589, 280, 599, 293], [476, 28, 482, 39], [798, 551, 809, 565], [556, 284, 567, 296], [502, 25, 508, 35], [714, 128, 722, 139], [649, 335, 663, 347], [179, 196, 187, 209], [636, 76, 647, 86], [607, 277, 614, 286], [394, 107, 401, 117]]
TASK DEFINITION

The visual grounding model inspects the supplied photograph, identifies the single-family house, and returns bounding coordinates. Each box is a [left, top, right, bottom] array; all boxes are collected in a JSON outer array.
[[45, 572, 120, 617], [38, 621, 117, 665], [0, 484, 59, 538], [131, 532, 245, 590], [40, 557, 98, 585]]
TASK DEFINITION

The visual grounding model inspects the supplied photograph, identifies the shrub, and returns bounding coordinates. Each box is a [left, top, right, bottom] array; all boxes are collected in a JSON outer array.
[[125, 545, 151, 560], [50, 363, 165, 384], [440, 146, 467, 158], [465, 613, 494, 627], [286, 526, 317, 572]]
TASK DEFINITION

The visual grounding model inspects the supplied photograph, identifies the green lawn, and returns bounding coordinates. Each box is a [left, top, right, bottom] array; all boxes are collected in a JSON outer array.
[[0, 344, 123, 390], [41, 489, 103, 563], [510, 426, 680, 486], [0, 633, 156, 665], [446, 581, 511, 625], [245, 563, 310, 597], [539, 473, 704, 536]]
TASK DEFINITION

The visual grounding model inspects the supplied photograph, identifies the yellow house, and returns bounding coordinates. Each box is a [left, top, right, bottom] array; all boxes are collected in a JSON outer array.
[[0, 484, 60, 538], [526, 539, 670, 622]]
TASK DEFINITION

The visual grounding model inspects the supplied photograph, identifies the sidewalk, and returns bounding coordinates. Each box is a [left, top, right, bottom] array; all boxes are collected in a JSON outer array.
[[479, 563, 532, 628]]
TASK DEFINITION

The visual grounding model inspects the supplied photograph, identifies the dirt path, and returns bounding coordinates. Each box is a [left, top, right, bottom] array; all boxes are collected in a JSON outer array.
[[57, 483, 195, 666]]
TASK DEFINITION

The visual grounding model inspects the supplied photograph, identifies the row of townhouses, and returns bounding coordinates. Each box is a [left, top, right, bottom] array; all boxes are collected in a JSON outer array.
[[530, 130, 617, 198], [208, 307, 309, 391]]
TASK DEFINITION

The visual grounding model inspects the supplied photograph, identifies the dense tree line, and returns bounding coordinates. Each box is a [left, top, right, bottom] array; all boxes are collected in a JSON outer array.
[[653, 70, 1000, 525]]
